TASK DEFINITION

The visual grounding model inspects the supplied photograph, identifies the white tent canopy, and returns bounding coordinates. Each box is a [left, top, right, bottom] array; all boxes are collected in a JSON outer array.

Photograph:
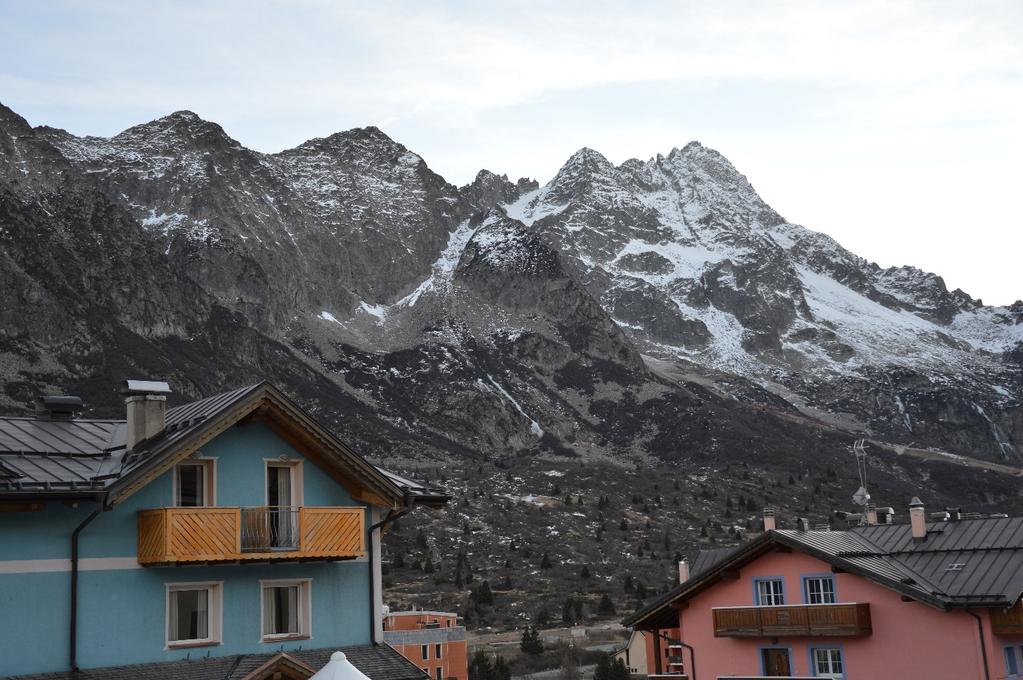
[[311, 652, 374, 680]]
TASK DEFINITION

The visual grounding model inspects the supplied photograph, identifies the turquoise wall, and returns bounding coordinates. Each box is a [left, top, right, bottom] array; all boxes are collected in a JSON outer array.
[[0, 421, 372, 677]]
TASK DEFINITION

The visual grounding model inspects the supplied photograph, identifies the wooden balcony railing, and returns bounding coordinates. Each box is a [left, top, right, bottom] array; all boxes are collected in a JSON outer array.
[[712, 603, 872, 638], [137, 506, 364, 565], [992, 601, 1023, 636]]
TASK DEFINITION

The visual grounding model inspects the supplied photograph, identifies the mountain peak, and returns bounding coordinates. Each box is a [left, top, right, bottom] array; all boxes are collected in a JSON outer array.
[[285, 125, 407, 159], [564, 146, 612, 169], [165, 109, 202, 122], [0, 102, 32, 132], [113, 110, 238, 152]]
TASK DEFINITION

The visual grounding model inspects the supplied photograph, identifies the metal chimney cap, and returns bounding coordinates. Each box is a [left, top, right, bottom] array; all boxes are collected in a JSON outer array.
[[121, 380, 171, 395], [36, 395, 84, 419], [909, 497, 925, 508], [38, 395, 84, 409]]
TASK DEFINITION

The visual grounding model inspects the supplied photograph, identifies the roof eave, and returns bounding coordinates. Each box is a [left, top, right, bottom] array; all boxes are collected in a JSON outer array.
[[0, 489, 107, 503]]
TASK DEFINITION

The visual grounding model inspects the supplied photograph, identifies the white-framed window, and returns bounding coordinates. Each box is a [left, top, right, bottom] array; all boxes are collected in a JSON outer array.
[[755, 578, 785, 606], [174, 458, 216, 507], [260, 579, 311, 641], [1006, 646, 1020, 679], [166, 581, 222, 648], [804, 576, 837, 604], [813, 647, 844, 679], [435, 643, 443, 659], [435, 667, 443, 680]]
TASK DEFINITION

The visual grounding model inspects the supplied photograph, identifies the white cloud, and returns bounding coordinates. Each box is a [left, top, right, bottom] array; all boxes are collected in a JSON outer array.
[[0, 0, 1020, 303]]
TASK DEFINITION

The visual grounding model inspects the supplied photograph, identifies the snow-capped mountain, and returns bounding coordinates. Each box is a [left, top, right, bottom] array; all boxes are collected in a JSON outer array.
[[484, 143, 1022, 459], [1, 102, 1020, 473]]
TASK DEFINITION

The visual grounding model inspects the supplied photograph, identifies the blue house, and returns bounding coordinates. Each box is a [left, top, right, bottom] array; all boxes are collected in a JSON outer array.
[[0, 381, 448, 679]]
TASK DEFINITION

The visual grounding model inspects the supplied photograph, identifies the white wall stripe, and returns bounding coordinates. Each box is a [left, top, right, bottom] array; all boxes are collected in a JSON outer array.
[[0, 557, 141, 574], [0, 555, 368, 574]]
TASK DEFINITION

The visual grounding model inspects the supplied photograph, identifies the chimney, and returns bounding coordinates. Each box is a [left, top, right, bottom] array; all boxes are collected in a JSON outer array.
[[909, 497, 927, 540], [763, 508, 776, 532], [678, 559, 690, 583], [35, 395, 83, 420], [122, 380, 171, 450], [865, 505, 878, 526]]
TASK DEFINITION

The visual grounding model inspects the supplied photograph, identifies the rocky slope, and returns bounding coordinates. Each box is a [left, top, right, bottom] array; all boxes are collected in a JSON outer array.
[[1, 102, 1021, 626]]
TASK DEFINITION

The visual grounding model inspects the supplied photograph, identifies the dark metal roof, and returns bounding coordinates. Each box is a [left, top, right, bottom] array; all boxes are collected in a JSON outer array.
[[0, 384, 261, 495], [690, 545, 743, 579], [624, 516, 1023, 629], [5, 643, 429, 680], [0, 383, 446, 507], [378, 468, 451, 506]]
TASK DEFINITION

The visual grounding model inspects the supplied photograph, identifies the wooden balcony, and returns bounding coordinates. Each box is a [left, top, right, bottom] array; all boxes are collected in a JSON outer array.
[[992, 601, 1023, 636], [137, 506, 364, 565], [712, 603, 872, 638]]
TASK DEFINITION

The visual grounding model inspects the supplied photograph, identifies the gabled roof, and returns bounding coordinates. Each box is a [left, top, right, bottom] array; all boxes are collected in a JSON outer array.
[[6, 643, 429, 680], [0, 382, 449, 508], [624, 517, 1023, 630]]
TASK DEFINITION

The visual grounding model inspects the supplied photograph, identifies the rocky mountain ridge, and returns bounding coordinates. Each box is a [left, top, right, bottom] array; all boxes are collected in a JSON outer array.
[[4, 103, 1021, 462], [4, 102, 1022, 625]]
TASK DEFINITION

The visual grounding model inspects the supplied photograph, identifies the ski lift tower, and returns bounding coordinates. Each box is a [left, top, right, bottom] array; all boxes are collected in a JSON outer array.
[[851, 439, 872, 523]]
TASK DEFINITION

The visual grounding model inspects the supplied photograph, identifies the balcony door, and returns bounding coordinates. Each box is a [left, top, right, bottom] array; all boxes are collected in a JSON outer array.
[[266, 462, 300, 550], [762, 648, 791, 676]]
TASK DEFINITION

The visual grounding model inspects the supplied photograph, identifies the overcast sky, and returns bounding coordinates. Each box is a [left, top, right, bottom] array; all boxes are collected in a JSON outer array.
[[2, 1, 1020, 304]]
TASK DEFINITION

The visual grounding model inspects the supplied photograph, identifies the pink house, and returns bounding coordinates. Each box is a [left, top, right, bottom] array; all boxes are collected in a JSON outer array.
[[625, 500, 1023, 680]]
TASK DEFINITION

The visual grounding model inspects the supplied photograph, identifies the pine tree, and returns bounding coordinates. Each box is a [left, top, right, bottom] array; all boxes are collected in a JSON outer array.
[[469, 651, 494, 680], [562, 596, 577, 625], [416, 529, 428, 549], [540, 552, 553, 569], [597, 593, 616, 615], [619, 518, 628, 531], [494, 655, 511, 680], [609, 658, 630, 680], [520, 625, 544, 655], [470, 580, 494, 608], [594, 655, 611, 680], [580, 564, 591, 579], [536, 606, 551, 627]]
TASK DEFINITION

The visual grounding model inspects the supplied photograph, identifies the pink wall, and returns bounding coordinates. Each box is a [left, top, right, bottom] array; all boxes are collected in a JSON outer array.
[[676, 549, 1007, 679]]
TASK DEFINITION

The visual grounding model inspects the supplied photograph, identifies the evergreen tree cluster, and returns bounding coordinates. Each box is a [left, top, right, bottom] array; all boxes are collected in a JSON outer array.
[[593, 655, 629, 680], [520, 625, 544, 655], [469, 651, 511, 680], [561, 595, 584, 625]]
